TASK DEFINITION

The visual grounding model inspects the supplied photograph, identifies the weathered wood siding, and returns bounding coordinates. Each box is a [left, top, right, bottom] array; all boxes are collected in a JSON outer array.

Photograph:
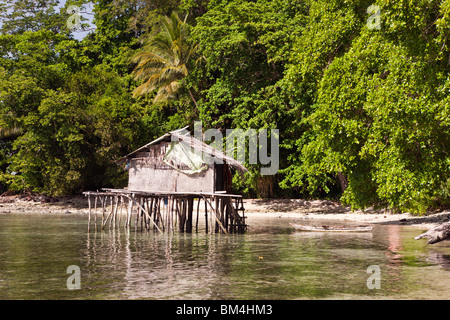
[[127, 142, 215, 193]]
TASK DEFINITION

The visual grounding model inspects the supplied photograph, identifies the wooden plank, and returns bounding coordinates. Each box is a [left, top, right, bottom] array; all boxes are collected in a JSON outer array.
[[84, 189, 242, 198]]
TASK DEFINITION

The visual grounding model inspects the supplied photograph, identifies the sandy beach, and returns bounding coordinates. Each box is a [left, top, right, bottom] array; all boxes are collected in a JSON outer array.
[[0, 194, 448, 231], [243, 198, 450, 230]]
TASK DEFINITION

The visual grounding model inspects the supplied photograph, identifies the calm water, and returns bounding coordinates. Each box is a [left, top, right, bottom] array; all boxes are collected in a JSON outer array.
[[1, 213, 450, 299]]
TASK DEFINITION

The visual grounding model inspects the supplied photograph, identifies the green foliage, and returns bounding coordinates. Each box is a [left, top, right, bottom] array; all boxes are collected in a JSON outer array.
[[297, 0, 450, 213], [188, 0, 308, 197], [0, 21, 158, 195], [0, 0, 64, 34], [0, 0, 448, 214]]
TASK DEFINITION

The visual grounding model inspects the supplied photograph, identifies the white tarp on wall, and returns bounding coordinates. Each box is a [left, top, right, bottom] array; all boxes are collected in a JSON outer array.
[[163, 141, 209, 175]]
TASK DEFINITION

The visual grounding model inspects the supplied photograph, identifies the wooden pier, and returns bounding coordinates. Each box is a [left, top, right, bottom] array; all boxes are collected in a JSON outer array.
[[83, 189, 247, 234]]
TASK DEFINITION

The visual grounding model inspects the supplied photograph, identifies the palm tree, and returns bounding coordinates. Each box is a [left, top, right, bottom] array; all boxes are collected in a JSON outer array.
[[131, 12, 198, 106]]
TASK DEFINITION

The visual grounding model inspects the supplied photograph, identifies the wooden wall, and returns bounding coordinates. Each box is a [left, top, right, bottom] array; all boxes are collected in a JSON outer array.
[[127, 143, 215, 193]]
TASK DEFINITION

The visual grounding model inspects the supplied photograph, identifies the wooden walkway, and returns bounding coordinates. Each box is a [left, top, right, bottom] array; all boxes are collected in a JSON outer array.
[[83, 189, 247, 234]]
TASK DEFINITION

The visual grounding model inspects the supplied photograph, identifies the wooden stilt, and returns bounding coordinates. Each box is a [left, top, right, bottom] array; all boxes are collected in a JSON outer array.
[[209, 197, 213, 234], [166, 196, 171, 233], [87, 194, 91, 233], [143, 198, 149, 231], [83, 190, 246, 234], [159, 198, 166, 231], [135, 196, 141, 231], [138, 197, 142, 231], [186, 197, 193, 233], [101, 196, 106, 230], [94, 196, 98, 231], [204, 197, 208, 234], [156, 198, 162, 230], [125, 195, 162, 233], [180, 198, 185, 232], [147, 198, 154, 231], [149, 197, 154, 230], [143, 197, 147, 231], [174, 198, 178, 230], [170, 197, 175, 233], [108, 196, 114, 228], [113, 196, 118, 228], [181, 198, 187, 232], [126, 195, 133, 229], [215, 196, 219, 233], [203, 196, 228, 234], [118, 196, 123, 228], [196, 197, 200, 233]]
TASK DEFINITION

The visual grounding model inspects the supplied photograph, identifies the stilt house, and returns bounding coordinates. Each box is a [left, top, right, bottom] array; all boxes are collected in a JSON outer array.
[[117, 127, 247, 194]]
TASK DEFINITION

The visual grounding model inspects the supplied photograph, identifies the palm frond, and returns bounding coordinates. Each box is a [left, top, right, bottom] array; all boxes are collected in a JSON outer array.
[[131, 12, 198, 104]]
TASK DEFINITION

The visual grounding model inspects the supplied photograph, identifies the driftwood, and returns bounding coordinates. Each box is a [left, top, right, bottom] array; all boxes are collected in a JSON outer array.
[[415, 221, 450, 244]]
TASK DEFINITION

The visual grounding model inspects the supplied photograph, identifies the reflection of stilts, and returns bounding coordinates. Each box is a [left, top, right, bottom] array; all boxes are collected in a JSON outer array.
[[83, 224, 247, 299], [84, 189, 247, 234]]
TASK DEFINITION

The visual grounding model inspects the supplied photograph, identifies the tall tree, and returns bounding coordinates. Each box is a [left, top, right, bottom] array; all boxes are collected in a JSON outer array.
[[0, 0, 76, 35], [189, 0, 308, 197], [296, 0, 450, 213], [131, 12, 198, 105]]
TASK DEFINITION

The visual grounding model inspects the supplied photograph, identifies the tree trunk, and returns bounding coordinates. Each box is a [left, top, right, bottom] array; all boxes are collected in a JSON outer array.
[[337, 172, 348, 193], [415, 221, 450, 244]]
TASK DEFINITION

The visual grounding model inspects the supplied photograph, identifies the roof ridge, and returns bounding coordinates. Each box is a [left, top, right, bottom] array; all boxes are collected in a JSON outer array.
[[116, 127, 247, 173]]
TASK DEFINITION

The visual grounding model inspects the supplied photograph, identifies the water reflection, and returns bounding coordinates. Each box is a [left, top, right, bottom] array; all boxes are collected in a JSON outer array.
[[77, 218, 450, 299], [83, 229, 250, 299], [384, 225, 404, 292], [1, 214, 450, 299]]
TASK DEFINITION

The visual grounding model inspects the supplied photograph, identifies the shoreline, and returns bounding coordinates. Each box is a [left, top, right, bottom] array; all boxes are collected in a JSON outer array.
[[0, 195, 448, 231], [243, 199, 450, 230]]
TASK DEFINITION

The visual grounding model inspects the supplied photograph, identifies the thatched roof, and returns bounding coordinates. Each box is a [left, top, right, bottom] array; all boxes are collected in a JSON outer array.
[[117, 127, 248, 173]]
